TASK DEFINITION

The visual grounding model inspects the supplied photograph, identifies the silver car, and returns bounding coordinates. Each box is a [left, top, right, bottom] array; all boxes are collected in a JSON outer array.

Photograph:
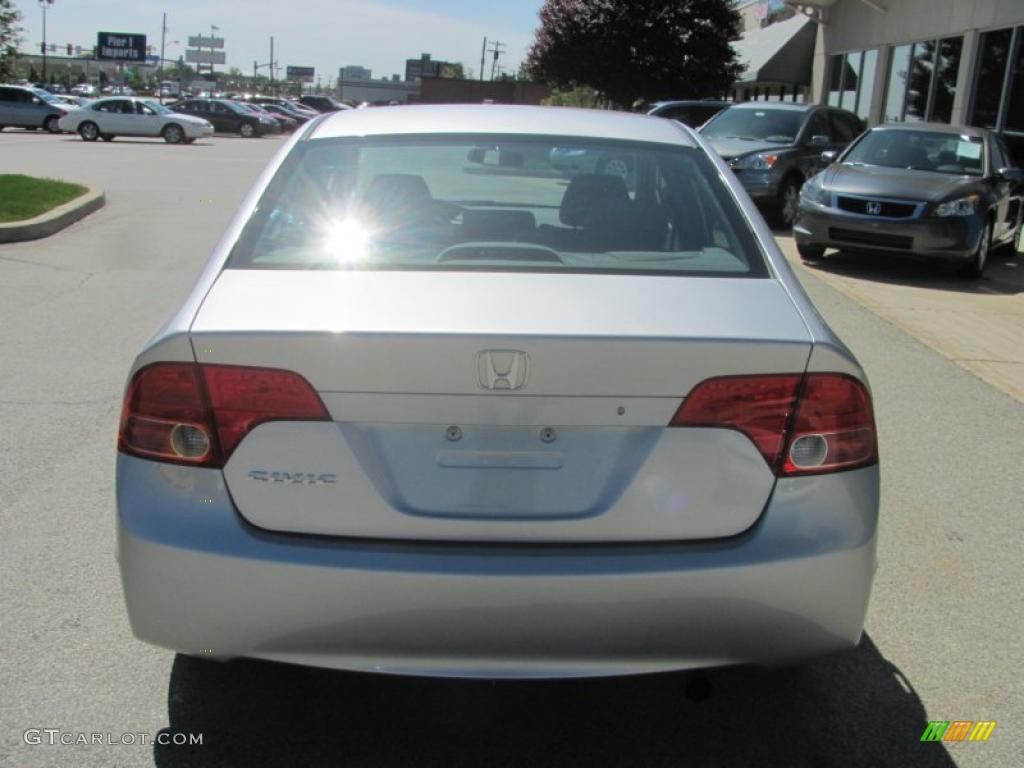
[[0, 84, 76, 132], [117, 105, 879, 678]]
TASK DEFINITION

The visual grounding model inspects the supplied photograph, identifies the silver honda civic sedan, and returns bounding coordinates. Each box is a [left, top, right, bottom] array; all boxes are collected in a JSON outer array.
[[116, 105, 879, 678]]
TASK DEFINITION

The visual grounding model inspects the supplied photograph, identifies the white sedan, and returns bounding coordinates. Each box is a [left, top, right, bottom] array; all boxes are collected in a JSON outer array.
[[58, 97, 213, 144]]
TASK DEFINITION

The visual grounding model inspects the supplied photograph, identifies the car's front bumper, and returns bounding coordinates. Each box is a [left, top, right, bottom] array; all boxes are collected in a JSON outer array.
[[117, 454, 878, 679], [730, 168, 784, 203], [794, 201, 983, 262]]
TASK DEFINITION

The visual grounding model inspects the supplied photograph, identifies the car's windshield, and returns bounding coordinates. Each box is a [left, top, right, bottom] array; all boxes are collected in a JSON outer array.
[[227, 134, 767, 277], [143, 100, 173, 115], [843, 129, 985, 176], [31, 88, 59, 103], [700, 108, 804, 143]]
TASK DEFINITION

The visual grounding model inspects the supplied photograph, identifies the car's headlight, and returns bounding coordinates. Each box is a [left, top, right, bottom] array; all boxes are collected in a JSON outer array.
[[934, 194, 980, 217], [731, 153, 779, 171], [800, 177, 826, 206]]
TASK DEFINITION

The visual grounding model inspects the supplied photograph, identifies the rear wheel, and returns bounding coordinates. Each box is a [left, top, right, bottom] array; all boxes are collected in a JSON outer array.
[[597, 155, 633, 181], [774, 177, 802, 229], [797, 243, 825, 262], [958, 220, 992, 279], [239, 122, 255, 138], [44, 115, 61, 133], [163, 124, 185, 144], [78, 121, 99, 142]]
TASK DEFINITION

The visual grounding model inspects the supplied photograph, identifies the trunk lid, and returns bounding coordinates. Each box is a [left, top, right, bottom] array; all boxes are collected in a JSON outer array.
[[192, 270, 812, 542]]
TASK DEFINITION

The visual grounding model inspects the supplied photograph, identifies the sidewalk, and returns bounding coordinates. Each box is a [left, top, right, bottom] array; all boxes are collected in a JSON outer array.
[[775, 234, 1024, 404]]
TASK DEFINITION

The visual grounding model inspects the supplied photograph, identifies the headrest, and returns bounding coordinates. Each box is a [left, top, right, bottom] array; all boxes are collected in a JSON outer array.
[[559, 174, 631, 227]]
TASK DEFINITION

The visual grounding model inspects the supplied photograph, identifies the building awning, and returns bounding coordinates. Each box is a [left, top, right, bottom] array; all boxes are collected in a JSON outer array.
[[732, 14, 817, 85]]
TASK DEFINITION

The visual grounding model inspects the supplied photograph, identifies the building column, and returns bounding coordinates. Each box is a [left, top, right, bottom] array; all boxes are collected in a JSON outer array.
[[809, 22, 827, 104], [951, 29, 980, 126], [867, 44, 891, 126]]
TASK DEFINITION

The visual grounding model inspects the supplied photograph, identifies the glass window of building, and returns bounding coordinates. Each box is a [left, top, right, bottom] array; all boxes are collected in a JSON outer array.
[[970, 28, 1013, 129], [826, 49, 878, 118], [884, 44, 913, 122], [931, 37, 963, 124], [883, 36, 963, 123]]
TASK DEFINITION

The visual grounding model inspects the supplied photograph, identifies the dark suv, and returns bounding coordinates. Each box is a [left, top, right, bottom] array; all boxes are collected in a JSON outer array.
[[700, 103, 864, 227]]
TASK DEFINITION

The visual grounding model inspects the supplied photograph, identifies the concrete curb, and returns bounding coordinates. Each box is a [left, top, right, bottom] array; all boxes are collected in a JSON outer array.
[[0, 187, 105, 244]]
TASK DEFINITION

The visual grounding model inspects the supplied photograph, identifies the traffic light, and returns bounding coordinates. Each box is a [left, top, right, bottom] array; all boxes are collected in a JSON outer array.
[[67, 44, 73, 56], [41, 42, 46, 53]]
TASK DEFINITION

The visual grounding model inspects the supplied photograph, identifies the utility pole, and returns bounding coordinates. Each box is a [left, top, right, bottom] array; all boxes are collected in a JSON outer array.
[[209, 24, 220, 78], [40, 0, 54, 82], [487, 40, 505, 81], [479, 37, 486, 82], [270, 36, 274, 92], [158, 12, 167, 102]]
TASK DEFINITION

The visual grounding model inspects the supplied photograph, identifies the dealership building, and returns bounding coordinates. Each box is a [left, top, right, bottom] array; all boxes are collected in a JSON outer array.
[[735, 0, 1024, 161]]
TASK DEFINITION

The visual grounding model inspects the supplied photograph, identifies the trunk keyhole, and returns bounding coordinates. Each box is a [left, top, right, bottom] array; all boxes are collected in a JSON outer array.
[[446, 426, 462, 442], [540, 427, 557, 443]]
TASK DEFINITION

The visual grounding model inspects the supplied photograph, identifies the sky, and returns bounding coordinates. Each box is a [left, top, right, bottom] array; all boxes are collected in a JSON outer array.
[[13, 0, 544, 83]]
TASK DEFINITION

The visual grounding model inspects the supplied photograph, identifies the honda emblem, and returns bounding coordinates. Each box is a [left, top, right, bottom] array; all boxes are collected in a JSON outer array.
[[865, 201, 882, 215], [476, 350, 529, 391]]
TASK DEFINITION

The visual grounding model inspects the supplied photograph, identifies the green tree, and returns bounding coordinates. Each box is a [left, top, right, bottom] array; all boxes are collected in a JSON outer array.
[[0, 0, 23, 81], [542, 85, 605, 108], [526, 0, 742, 109]]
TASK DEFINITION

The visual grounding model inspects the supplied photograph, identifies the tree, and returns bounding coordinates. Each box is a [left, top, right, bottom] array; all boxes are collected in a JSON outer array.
[[0, 0, 23, 81], [526, 0, 743, 109]]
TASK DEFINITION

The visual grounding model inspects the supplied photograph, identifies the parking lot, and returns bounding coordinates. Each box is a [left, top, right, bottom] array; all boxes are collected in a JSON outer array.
[[1, 129, 1022, 767]]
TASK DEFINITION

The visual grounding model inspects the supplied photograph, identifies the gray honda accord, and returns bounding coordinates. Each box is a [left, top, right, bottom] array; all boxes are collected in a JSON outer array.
[[794, 123, 1024, 278]]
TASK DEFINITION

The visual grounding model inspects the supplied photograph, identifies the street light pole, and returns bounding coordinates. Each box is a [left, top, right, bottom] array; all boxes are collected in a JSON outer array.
[[40, 0, 54, 82]]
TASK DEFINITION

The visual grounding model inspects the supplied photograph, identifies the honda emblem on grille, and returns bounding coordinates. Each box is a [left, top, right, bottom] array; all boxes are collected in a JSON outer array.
[[477, 350, 529, 390], [866, 201, 882, 215]]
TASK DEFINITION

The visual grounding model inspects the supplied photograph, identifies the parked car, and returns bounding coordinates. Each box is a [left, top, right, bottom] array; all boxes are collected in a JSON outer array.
[[71, 83, 97, 97], [58, 97, 213, 144], [646, 99, 731, 128], [548, 145, 635, 181], [0, 85, 77, 132], [794, 123, 1024, 278], [245, 95, 319, 119], [700, 102, 864, 227], [235, 102, 286, 133], [169, 98, 276, 137], [53, 94, 91, 108], [260, 102, 312, 126], [298, 94, 350, 113], [116, 104, 879, 679]]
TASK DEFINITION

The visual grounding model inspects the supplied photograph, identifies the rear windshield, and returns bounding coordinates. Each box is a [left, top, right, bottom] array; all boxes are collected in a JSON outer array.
[[701, 108, 804, 143], [226, 134, 768, 277]]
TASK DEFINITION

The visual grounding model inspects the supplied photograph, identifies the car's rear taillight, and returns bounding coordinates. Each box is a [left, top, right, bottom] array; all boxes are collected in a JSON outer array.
[[670, 373, 876, 477], [118, 363, 329, 468], [780, 373, 877, 476]]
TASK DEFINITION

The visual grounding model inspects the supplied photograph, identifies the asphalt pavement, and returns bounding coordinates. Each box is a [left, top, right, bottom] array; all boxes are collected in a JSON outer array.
[[0, 129, 1021, 767]]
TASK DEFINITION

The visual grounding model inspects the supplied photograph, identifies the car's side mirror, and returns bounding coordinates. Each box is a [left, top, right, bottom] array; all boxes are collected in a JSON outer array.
[[809, 134, 830, 148], [821, 150, 838, 163], [996, 166, 1024, 184]]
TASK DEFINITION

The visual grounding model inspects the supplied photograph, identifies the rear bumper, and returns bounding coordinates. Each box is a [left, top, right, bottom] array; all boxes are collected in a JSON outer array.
[[116, 454, 879, 678], [794, 202, 982, 261]]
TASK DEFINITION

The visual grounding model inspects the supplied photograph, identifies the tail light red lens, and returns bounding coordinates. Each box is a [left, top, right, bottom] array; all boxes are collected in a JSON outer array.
[[780, 373, 877, 476], [118, 363, 329, 468], [670, 373, 876, 477]]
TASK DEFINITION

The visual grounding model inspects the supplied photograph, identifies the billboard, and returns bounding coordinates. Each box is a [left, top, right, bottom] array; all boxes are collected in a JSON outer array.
[[186, 50, 227, 65], [187, 35, 224, 48], [97, 32, 147, 61], [286, 66, 315, 83]]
